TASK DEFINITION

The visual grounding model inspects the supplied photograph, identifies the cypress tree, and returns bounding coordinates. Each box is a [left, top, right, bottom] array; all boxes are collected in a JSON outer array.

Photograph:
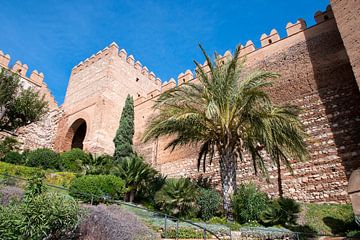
[[113, 95, 134, 163]]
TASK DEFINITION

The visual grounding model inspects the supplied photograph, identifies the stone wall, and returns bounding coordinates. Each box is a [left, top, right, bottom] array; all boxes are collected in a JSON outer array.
[[16, 108, 63, 150], [331, 0, 360, 89], [134, 6, 360, 203]]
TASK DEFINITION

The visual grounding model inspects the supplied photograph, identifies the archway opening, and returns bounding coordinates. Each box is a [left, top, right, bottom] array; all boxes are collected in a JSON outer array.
[[63, 118, 87, 151], [71, 121, 87, 149]]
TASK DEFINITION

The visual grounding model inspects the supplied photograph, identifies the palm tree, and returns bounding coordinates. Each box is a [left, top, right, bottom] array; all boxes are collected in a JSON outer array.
[[142, 45, 308, 217], [113, 154, 156, 202]]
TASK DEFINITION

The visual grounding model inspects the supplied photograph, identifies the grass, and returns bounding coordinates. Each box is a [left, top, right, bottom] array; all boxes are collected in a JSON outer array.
[[303, 203, 357, 236]]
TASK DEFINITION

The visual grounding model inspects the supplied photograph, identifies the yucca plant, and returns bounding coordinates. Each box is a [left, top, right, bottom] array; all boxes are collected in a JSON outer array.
[[113, 154, 156, 202], [143, 45, 308, 217], [155, 178, 199, 218]]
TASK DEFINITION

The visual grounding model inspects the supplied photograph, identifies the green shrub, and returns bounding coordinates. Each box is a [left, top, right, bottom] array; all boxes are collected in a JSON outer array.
[[26, 148, 62, 170], [232, 183, 270, 224], [196, 188, 222, 220], [0, 192, 80, 239], [260, 197, 300, 227], [0, 177, 80, 240], [83, 154, 114, 175], [0, 137, 19, 159], [2, 151, 24, 165], [69, 175, 125, 204], [60, 148, 90, 172], [113, 154, 161, 202], [155, 178, 199, 218], [0, 162, 76, 188], [45, 171, 76, 188], [0, 162, 39, 179]]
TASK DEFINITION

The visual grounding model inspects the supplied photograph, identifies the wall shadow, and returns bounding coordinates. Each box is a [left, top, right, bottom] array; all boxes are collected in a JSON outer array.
[[304, 17, 360, 181]]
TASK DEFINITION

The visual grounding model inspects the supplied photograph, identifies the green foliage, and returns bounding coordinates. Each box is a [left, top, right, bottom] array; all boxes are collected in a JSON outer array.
[[26, 148, 62, 170], [0, 176, 80, 240], [82, 153, 114, 175], [207, 216, 228, 225], [196, 188, 222, 220], [232, 183, 270, 224], [142, 45, 308, 217], [162, 227, 211, 239], [304, 203, 357, 235], [69, 175, 125, 204], [113, 154, 159, 202], [0, 161, 39, 179], [60, 148, 90, 172], [0, 136, 19, 158], [24, 174, 47, 200], [260, 197, 300, 227], [0, 68, 48, 131], [0, 162, 76, 188], [155, 178, 199, 218], [113, 95, 134, 163], [137, 171, 166, 206], [0, 192, 80, 240], [3, 151, 24, 165], [45, 171, 75, 188]]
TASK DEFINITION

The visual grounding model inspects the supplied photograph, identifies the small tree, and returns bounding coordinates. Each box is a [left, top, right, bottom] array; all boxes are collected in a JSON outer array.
[[0, 69, 48, 131], [113, 95, 134, 163]]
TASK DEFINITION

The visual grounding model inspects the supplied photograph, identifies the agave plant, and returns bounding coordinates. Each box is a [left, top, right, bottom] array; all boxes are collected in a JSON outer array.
[[155, 178, 199, 218], [113, 154, 156, 202], [143, 44, 308, 217]]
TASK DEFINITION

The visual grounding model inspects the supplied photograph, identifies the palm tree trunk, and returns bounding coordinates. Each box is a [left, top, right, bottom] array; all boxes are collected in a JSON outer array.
[[219, 149, 237, 220], [276, 158, 283, 198], [129, 190, 135, 202]]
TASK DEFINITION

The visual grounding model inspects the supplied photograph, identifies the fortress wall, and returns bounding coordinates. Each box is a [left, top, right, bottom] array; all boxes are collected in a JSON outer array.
[[0, 50, 60, 150], [331, 0, 360, 89], [134, 6, 360, 203]]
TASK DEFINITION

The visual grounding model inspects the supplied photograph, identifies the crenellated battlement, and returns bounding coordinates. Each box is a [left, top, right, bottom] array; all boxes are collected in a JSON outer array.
[[134, 4, 335, 106], [0, 50, 45, 86], [71, 42, 161, 87]]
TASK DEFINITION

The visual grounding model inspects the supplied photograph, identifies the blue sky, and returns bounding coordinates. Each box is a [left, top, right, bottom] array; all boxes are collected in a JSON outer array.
[[0, 0, 328, 104]]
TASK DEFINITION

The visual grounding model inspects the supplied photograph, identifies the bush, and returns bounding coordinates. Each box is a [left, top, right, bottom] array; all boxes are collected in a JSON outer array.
[[60, 148, 90, 172], [232, 183, 270, 224], [0, 137, 19, 158], [155, 178, 199, 218], [0, 162, 39, 179], [69, 175, 125, 204], [113, 154, 162, 202], [2, 151, 24, 165], [0, 178, 80, 240], [196, 188, 222, 220], [260, 197, 300, 227], [26, 148, 62, 170], [45, 171, 76, 188]]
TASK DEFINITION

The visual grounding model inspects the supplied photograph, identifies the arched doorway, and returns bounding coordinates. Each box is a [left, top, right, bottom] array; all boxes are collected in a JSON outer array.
[[71, 120, 87, 149], [64, 118, 87, 151]]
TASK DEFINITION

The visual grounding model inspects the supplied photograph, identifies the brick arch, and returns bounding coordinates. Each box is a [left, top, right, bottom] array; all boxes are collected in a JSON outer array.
[[63, 118, 88, 151]]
